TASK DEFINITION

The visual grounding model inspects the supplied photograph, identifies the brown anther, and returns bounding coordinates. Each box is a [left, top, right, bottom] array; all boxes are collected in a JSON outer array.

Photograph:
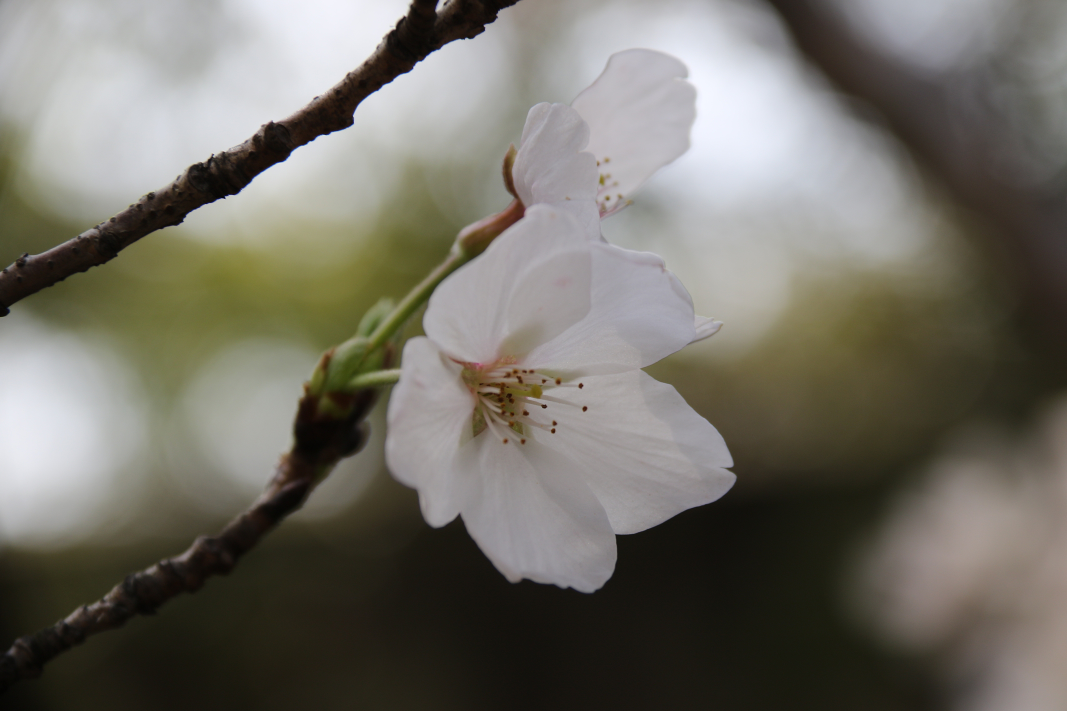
[[540, 404, 547, 409], [554, 378, 562, 385], [582, 406, 588, 412], [552, 421, 557, 426], [503, 438, 509, 444], [523, 410, 529, 416], [550, 428, 556, 434], [578, 383, 584, 389], [520, 439, 526, 444]]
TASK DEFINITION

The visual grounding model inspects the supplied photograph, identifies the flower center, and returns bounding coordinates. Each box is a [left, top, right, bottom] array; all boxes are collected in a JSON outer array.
[[461, 362, 586, 445]]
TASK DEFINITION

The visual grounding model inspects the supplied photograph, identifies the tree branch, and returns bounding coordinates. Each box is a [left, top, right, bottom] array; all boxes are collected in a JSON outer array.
[[0, 0, 520, 316], [0, 379, 380, 693], [765, 0, 1067, 352]]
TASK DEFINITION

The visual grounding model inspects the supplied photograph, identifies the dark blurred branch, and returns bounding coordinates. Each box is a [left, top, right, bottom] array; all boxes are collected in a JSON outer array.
[[766, 0, 1067, 350], [0, 0, 520, 316], [0, 381, 379, 693]]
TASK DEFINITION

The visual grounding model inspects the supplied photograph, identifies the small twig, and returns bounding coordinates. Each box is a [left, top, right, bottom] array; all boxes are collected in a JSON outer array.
[[0, 381, 380, 693], [0, 481, 310, 693], [0, 0, 520, 316]]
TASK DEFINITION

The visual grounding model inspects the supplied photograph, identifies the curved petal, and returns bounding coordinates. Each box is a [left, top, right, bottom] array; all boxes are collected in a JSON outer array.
[[456, 433, 617, 592], [424, 206, 594, 364], [385, 337, 475, 527], [499, 247, 592, 358], [692, 316, 722, 342], [571, 49, 696, 207], [512, 103, 599, 210], [537, 369, 734, 535], [551, 198, 603, 241], [523, 242, 698, 374]]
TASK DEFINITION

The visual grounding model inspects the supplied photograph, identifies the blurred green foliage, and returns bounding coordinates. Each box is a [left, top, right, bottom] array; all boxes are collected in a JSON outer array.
[[2, 0, 1067, 707]]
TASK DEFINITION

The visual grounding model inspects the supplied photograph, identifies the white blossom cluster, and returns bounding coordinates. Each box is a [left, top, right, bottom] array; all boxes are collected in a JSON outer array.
[[385, 50, 735, 592]]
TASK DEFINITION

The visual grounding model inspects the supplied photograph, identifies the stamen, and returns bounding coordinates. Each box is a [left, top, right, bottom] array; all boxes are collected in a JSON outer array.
[[529, 394, 575, 406], [478, 395, 507, 415], [482, 409, 511, 443], [465, 360, 590, 446]]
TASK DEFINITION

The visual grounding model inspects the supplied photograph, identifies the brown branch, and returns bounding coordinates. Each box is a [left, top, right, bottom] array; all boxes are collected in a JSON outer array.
[[0, 378, 380, 693], [0, 0, 520, 316], [765, 0, 1067, 351], [0, 0, 513, 687]]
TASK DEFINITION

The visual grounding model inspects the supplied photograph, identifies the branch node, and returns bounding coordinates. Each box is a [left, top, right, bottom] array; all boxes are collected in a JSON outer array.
[[97, 230, 121, 256]]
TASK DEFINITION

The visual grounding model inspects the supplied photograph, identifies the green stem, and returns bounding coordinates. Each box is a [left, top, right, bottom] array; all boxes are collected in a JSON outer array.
[[365, 245, 471, 352], [347, 368, 402, 390]]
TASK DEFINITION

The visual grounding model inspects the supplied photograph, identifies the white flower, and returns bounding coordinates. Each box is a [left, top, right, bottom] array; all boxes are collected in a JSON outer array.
[[511, 49, 697, 234], [385, 206, 734, 592]]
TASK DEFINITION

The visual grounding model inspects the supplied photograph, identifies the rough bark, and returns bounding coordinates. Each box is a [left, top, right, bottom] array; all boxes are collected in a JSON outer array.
[[0, 383, 379, 693]]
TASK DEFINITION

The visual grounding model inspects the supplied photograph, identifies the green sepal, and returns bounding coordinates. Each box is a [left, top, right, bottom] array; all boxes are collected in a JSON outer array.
[[309, 297, 396, 400]]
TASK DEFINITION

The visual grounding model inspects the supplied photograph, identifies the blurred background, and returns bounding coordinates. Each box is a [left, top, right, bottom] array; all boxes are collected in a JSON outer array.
[[1, 0, 1066, 708]]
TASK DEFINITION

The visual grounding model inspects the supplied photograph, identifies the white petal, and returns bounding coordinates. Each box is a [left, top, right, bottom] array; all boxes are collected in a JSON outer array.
[[571, 49, 696, 203], [513, 103, 599, 210], [538, 369, 735, 535], [385, 337, 475, 527], [500, 247, 592, 357], [692, 316, 722, 342], [551, 198, 603, 241], [424, 206, 593, 364], [523, 243, 698, 374], [456, 434, 617, 592]]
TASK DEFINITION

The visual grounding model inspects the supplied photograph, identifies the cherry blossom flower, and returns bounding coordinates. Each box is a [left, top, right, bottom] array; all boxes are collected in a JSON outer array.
[[510, 49, 697, 233], [385, 205, 734, 592]]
